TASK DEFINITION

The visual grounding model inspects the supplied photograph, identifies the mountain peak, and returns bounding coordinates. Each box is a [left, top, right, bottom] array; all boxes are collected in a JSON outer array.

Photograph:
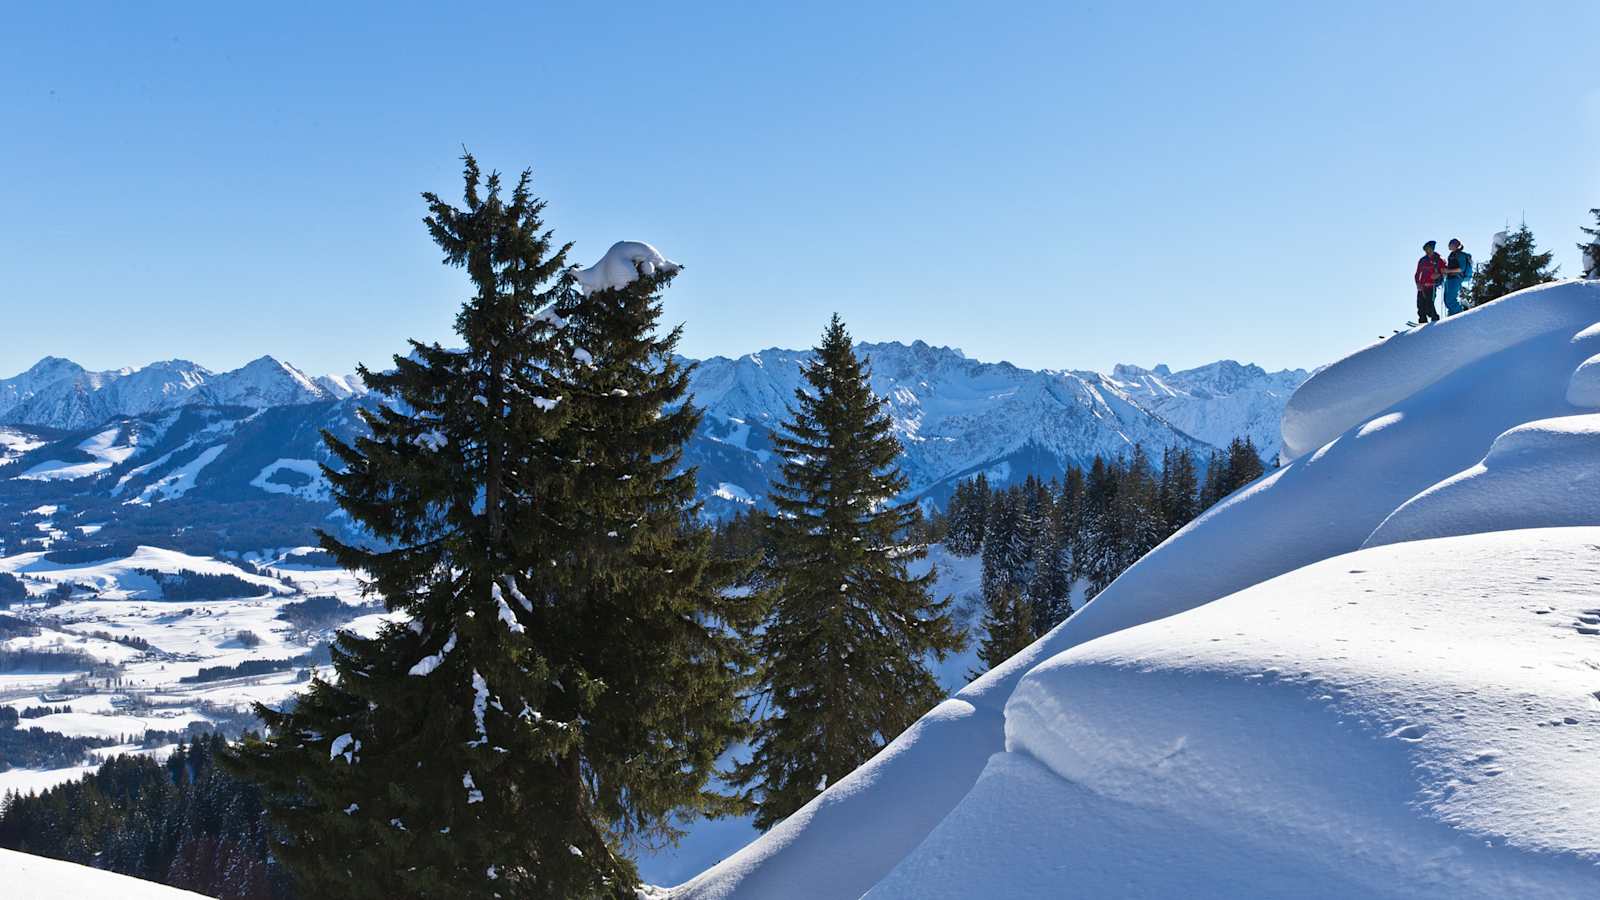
[[11, 356, 86, 380]]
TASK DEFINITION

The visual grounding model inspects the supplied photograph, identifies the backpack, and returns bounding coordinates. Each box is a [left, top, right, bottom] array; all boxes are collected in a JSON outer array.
[[1458, 251, 1473, 282]]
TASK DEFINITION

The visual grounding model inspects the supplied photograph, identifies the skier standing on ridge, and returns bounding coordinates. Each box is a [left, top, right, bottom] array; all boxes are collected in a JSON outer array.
[[1442, 238, 1472, 316], [1413, 240, 1446, 325]]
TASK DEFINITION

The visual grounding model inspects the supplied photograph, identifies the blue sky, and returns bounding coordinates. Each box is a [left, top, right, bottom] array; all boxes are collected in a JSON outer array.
[[2, 1, 1597, 379]]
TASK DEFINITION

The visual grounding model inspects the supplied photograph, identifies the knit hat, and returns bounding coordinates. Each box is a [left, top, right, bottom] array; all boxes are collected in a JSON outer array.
[[1423, 240, 1437, 251]]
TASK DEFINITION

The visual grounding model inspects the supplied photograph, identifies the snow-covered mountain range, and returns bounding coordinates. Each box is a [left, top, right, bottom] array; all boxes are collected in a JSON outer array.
[[0, 356, 365, 432], [0, 346, 1306, 551], [686, 342, 1305, 514]]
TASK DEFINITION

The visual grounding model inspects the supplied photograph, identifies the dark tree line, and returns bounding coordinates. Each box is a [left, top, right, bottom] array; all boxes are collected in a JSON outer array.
[[138, 569, 268, 602], [948, 438, 1265, 675], [0, 573, 25, 605], [0, 735, 293, 899]]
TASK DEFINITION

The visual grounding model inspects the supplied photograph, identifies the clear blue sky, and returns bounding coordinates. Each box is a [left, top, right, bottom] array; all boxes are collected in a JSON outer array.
[[3, 1, 1597, 380]]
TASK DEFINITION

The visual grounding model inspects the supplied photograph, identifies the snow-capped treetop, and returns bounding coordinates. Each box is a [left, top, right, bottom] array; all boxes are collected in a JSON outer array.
[[573, 241, 680, 295]]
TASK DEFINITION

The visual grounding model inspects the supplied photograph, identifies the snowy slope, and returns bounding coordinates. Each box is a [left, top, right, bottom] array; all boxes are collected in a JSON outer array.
[[672, 279, 1600, 899], [871, 529, 1600, 899], [1, 848, 211, 899], [0, 544, 287, 599], [0, 426, 48, 468]]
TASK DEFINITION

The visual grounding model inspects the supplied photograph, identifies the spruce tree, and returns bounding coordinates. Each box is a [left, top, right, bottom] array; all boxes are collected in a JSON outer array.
[[1081, 457, 1123, 597], [1025, 499, 1072, 634], [735, 314, 964, 830], [980, 488, 1021, 599], [1058, 465, 1086, 588], [944, 476, 988, 557], [1580, 208, 1600, 279], [228, 156, 750, 899], [972, 581, 1034, 678], [1223, 436, 1266, 494], [1467, 223, 1558, 306], [1117, 445, 1164, 568], [1199, 449, 1227, 510], [1157, 446, 1201, 536]]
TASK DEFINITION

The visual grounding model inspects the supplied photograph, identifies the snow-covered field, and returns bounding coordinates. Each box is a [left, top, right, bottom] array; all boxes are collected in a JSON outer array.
[[0, 546, 383, 806], [672, 280, 1600, 899]]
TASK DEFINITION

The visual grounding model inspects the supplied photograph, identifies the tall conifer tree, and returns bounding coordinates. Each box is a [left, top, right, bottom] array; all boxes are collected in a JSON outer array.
[[945, 477, 987, 556], [1081, 457, 1123, 597], [1158, 446, 1201, 537], [1223, 437, 1266, 494], [735, 315, 963, 829], [972, 581, 1034, 678], [228, 156, 750, 898]]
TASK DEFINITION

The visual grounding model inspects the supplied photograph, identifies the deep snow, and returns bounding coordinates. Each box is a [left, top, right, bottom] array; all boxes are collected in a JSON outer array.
[[872, 528, 1600, 898], [672, 280, 1600, 899], [3, 848, 210, 899]]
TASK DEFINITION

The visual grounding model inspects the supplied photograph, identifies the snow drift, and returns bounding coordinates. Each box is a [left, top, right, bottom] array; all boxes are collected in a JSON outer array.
[[872, 528, 1600, 899], [673, 279, 1600, 899]]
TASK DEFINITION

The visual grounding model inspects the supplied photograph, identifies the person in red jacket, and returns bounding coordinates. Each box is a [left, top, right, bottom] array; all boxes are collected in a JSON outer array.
[[1414, 240, 1447, 324]]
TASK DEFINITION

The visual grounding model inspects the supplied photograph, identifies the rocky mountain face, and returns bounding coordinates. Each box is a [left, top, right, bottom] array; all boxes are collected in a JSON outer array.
[[685, 342, 1306, 516], [0, 345, 1306, 548], [1104, 360, 1308, 458]]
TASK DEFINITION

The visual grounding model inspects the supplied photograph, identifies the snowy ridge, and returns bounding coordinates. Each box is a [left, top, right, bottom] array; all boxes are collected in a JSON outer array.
[[673, 279, 1600, 899]]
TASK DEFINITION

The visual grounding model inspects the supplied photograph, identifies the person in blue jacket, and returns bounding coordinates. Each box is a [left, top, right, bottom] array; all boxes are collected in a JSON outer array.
[[1442, 238, 1472, 316]]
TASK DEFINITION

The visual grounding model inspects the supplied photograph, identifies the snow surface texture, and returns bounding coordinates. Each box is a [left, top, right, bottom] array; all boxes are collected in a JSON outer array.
[[573, 241, 680, 294], [3, 848, 210, 899], [873, 529, 1600, 899], [672, 280, 1600, 899]]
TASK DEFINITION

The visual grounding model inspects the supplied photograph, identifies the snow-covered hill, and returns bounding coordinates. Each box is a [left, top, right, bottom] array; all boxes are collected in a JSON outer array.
[[4, 848, 211, 899], [671, 279, 1600, 899]]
